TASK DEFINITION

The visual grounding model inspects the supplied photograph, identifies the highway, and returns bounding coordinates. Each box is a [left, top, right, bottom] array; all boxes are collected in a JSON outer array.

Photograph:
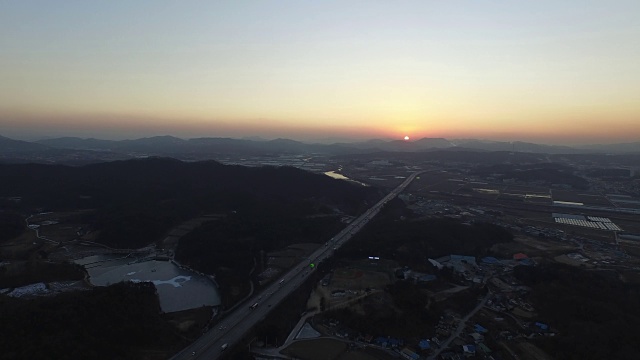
[[172, 171, 423, 359]]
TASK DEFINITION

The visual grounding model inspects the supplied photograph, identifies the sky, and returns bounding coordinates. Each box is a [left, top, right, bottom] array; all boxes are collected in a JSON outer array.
[[1, 1, 639, 144]]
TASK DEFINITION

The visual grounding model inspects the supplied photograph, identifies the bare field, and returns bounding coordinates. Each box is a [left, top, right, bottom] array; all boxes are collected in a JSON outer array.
[[29, 210, 92, 223], [410, 172, 463, 193], [621, 245, 640, 258], [575, 194, 613, 206], [0, 231, 39, 259], [338, 348, 395, 360], [504, 185, 550, 194], [425, 181, 464, 193], [615, 218, 640, 233], [163, 306, 213, 340], [498, 194, 526, 202], [514, 340, 554, 360], [283, 337, 396, 360], [330, 268, 392, 292], [282, 338, 347, 360], [474, 308, 524, 335], [467, 187, 501, 199], [524, 197, 552, 205], [553, 254, 594, 268], [38, 224, 82, 242], [268, 243, 321, 269], [29, 210, 92, 243], [551, 190, 612, 206], [562, 226, 616, 244], [491, 236, 576, 258], [511, 307, 536, 319], [344, 169, 409, 188], [313, 260, 396, 313], [621, 270, 640, 284]]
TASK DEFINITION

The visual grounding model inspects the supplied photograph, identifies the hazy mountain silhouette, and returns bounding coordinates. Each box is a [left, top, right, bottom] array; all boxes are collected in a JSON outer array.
[[577, 141, 640, 153], [0, 134, 633, 162], [0, 135, 50, 153], [451, 139, 581, 154], [36, 136, 118, 150], [331, 137, 453, 152]]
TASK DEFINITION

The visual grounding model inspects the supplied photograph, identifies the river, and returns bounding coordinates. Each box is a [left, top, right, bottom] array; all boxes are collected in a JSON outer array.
[[324, 170, 368, 186]]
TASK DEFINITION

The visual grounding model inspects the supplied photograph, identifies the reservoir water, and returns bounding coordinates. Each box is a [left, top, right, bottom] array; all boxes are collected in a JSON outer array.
[[77, 255, 221, 313]]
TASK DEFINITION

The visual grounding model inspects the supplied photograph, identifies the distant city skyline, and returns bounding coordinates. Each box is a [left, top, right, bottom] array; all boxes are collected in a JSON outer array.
[[2, 1, 639, 145]]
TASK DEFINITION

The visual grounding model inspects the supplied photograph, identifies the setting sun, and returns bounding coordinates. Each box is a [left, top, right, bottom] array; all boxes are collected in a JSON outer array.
[[404, 136, 410, 141]]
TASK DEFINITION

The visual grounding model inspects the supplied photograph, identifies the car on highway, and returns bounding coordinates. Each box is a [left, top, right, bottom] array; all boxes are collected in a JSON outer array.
[[250, 302, 259, 309], [221, 343, 228, 351]]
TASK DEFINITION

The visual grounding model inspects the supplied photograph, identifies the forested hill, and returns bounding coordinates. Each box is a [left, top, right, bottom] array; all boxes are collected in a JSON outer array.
[[0, 158, 380, 248]]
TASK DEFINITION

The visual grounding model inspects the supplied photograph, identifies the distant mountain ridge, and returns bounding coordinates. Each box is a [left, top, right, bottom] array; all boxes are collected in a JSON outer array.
[[0, 135, 638, 162], [0, 135, 50, 153], [450, 139, 582, 154], [337, 137, 454, 152], [575, 142, 640, 154]]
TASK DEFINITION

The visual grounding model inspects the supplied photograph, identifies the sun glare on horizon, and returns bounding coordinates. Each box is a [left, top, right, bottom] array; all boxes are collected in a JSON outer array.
[[0, 2, 639, 144]]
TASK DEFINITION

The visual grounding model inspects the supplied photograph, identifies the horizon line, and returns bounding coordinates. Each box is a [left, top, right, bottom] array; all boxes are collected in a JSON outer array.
[[2, 132, 638, 148]]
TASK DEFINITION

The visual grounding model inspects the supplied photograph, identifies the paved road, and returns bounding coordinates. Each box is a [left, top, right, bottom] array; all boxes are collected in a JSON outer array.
[[172, 171, 424, 359]]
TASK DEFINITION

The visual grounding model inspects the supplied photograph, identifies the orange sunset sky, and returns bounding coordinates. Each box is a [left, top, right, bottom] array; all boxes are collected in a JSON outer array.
[[1, 1, 639, 144]]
